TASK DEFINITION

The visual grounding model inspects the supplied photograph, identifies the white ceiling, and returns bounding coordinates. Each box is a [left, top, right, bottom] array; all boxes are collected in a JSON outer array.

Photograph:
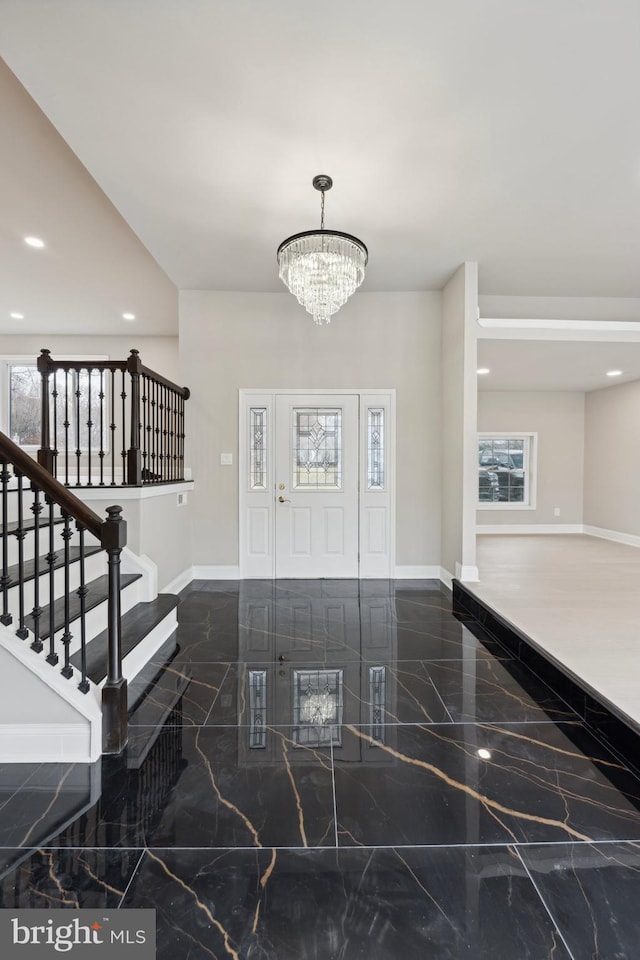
[[2, 0, 640, 307], [2, 0, 640, 389], [478, 338, 640, 392]]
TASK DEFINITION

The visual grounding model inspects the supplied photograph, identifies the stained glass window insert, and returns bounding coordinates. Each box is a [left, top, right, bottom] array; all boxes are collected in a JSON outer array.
[[249, 407, 267, 489], [248, 670, 267, 749], [293, 407, 342, 489], [367, 408, 384, 489]]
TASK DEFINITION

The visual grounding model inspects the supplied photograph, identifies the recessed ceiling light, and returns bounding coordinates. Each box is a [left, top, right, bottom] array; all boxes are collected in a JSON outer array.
[[606, 370, 622, 377], [477, 748, 492, 760], [24, 236, 45, 248], [122, 312, 136, 321], [10, 312, 24, 320], [477, 368, 490, 375]]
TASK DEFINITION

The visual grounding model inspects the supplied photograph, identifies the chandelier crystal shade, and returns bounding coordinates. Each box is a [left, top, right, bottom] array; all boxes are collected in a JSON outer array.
[[277, 175, 368, 325]]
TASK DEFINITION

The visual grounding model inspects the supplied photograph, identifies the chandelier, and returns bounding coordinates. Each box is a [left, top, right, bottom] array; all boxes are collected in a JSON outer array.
[[277, 175, 368, 325]]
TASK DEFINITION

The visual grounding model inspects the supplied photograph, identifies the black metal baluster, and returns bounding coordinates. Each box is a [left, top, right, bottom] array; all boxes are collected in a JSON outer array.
[[158, 385, 164, 479], [45, 495, 58, 665], [15, 471, 28, 639], [0, 460, 12, 625], [86, 367, 93, 486], [110, 369, 116, 486], [121, 370, 127, 483], [52, 371, 58, 481], [156, 379, 161, 479], [60, 512, 74, 678], [77, 525, 89, 693], [167, 386, 172, 480], [173, 390, 178, 480], [75, 372, 82, 485], [150, 380, 156, 479], [64, 369, 70, 486], [167, 389, 172, 481], [30, 485, 43, 653], [142, 375, 148, 480], [164, 385, 169, 480], [99, 368, 105, 485], [178, 396, 184, 480], [165, 386, 170, 480]]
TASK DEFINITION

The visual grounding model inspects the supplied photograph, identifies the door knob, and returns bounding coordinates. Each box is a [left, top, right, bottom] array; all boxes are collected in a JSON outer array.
[[278, 495, 291, 503]]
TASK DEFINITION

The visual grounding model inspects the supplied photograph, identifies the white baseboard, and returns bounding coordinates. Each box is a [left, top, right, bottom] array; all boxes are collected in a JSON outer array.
[[192, 565, 241, 580], [394, 565, 441, 579], [455, 562, 480, 582], [0, 724, 93, 763], [583, 525, 640, 549], [440, 567, 453, 589], [161, 567, 194, 594], [477, 524, 583, 535]]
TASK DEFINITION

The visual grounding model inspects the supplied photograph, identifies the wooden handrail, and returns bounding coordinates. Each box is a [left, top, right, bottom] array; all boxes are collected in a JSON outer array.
[[0, 432, 102, 538], [39, 349, 190, 399], [138, 363, 190, 399]]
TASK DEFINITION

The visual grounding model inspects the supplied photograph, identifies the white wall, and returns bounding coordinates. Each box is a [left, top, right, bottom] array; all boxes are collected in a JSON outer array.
[[584, 379, 640, 536], [179, 290, 442, 570], [109, 491, 192, 592], [477, 391, 585, 527]]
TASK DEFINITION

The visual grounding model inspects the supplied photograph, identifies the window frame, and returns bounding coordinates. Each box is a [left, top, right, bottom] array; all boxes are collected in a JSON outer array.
[[477, 431, 537, 510]]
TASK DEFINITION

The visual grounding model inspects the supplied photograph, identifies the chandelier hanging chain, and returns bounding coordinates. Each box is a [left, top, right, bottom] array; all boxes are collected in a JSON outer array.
[[320, 188, 325, 230]]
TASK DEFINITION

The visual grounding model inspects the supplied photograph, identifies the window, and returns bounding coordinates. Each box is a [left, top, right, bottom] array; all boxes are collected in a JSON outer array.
[[478, 433, 536, 508], [8, 364, 40, 445]]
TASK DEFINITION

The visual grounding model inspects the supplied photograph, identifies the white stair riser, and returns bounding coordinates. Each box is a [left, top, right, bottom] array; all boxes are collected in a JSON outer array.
[[119, 609, 178, 685]]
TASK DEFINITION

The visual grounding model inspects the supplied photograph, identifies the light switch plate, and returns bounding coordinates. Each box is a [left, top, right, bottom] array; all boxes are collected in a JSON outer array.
[[220, 452, 233, 465]]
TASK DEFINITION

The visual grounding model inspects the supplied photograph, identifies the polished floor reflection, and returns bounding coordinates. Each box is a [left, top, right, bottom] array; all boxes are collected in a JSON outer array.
[[2, 580, 640, 958]]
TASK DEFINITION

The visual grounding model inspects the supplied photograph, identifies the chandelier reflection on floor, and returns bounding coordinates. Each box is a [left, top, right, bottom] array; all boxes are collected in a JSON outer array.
[[294, 669, 344, 746]]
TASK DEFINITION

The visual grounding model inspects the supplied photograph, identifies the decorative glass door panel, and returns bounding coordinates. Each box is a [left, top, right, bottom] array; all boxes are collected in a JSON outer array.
[[293, 407, 342, 489], [275, 394, 358, 577]]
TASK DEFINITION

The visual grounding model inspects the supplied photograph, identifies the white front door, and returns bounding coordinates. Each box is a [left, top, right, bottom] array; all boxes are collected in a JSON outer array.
[[239, 389, 394, 579], [274, 394, 359, 578]]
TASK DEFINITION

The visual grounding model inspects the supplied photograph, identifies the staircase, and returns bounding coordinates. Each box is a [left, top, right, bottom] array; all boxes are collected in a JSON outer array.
[[0, 432, 180, 763]]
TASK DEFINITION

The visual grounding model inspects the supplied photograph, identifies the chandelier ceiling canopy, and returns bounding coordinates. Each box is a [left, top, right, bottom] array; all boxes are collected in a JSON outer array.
[[277, 175, 368, 325]]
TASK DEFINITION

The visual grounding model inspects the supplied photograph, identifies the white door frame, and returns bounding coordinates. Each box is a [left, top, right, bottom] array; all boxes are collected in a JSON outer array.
[[239, 388, 396, 578]]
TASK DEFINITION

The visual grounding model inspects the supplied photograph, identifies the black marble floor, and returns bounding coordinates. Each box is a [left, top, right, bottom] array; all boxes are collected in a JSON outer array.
[[2, 580, 640, 958]]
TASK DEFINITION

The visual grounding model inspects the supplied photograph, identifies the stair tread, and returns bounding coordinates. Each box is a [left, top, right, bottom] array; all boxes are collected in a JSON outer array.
[[25, 572, 142, 640], [2, 516, 66, 536], [70, 594, 179, 684], [4, 545, 103, 588]]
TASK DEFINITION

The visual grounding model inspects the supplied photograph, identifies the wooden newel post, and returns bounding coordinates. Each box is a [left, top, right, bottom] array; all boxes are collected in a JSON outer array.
[[100, 504, 128, 754], [37, 348, 54, 475], [126, 348, 142, 485]]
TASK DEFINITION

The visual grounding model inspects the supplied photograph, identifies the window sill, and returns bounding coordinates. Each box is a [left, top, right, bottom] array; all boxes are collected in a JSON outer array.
[[477, 502, 536, 511]]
